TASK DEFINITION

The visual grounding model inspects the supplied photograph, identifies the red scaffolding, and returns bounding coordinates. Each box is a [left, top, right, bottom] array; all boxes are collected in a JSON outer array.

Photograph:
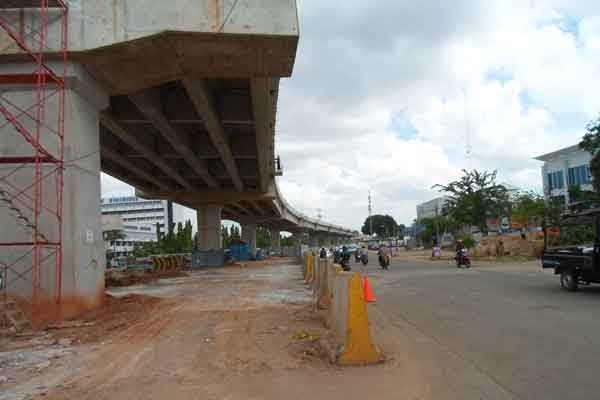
[[0, 1, 68, 316]]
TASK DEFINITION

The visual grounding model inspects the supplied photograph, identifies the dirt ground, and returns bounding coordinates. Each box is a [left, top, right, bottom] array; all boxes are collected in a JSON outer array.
[[1, 259, 332, 400], [1, 257, 520, 400]]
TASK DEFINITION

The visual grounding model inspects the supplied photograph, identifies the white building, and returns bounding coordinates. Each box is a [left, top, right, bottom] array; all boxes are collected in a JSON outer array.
[[416, 197, 449, 221], [101, 196, 190, 256], [534, 144, 593, 205]]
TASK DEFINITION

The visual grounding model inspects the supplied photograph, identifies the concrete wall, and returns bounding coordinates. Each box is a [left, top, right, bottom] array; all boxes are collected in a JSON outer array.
[[0, 61, 108, 322], [0, 0, 298, 54]]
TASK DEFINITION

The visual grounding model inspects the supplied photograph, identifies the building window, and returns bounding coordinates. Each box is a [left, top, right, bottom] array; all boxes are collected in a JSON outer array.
[[567, 164, 590, 186], [548, 170, 564, 190]]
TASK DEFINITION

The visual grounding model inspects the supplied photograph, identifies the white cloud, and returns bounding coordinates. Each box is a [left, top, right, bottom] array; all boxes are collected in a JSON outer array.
[[276, 0, 600, 229]]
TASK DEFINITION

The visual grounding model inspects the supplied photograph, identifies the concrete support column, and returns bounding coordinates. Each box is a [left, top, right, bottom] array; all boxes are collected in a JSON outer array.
[[270, 229, 281, 253], [242, 223, 257, 256], [0, 61, 108, 321], [196, 205, 222, 251], [309, 233, 318, 249]]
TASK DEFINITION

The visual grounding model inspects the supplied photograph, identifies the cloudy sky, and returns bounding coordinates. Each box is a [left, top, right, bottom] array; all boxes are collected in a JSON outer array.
[[102, 0, 600, 231]]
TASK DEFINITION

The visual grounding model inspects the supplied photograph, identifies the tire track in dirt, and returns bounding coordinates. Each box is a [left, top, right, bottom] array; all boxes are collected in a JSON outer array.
[[59, 299, 185, 391]]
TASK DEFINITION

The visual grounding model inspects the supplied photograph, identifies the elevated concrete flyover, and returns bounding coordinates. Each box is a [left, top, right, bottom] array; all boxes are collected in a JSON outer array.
[[0, 0, 353, 317]]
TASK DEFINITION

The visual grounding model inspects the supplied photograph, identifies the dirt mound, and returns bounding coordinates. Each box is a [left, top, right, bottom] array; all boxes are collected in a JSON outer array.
[[49, 294, 170, 345]]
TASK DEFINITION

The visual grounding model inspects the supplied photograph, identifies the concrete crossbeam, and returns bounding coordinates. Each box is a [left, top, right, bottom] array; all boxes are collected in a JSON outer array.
[[137, 188, 276, 205], [100, 147, 172, 190], [100, 113, 193, 189], [250, 78, 278, 193], [129, 89, 218, 188], [182, 77, 244, 191]]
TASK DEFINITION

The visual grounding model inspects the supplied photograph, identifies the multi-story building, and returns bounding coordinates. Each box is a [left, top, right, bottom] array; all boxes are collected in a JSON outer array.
[[534, 144, 592, 205], [101, 196, 190, 256], [416, 197, 449, 221]]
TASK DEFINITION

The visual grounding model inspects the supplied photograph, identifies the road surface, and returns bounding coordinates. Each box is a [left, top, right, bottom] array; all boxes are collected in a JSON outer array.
[[7, 256, 600, 400], [365, 256, 600, 400]]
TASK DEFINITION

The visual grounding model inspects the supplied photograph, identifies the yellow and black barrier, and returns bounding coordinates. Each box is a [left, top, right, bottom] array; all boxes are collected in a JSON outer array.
[[151, 255, 186, 274]]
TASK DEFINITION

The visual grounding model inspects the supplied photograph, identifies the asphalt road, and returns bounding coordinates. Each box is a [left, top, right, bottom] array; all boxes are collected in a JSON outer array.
[[361, 257, 600, 400]]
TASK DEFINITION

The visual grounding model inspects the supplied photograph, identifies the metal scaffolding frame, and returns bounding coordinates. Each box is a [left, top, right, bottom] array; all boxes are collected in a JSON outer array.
[[0, 1, 68, 313]]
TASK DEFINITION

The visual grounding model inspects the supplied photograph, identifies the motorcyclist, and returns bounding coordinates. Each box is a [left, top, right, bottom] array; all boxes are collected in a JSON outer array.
[[360, 245, 369, 265], [319, 247, 327, 259], [361, 245, 368, 258], [341, 245, 351, 271], [455, 239, 465, 264], [378, 243, 389, 269]]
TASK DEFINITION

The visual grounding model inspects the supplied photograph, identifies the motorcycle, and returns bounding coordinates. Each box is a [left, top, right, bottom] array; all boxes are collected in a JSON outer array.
[[455, 248, 471, 268], [378, 253, 389, 270], [341, 256, 352, 271], [360, 252, 369, 266], [354, 251, 361, 262]]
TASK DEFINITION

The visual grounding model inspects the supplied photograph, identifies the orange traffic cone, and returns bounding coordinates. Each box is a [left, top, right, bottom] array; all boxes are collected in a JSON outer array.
[[363, 275, 376, 302]]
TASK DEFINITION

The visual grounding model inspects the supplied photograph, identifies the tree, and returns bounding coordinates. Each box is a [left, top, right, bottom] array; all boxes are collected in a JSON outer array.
[[433, 169, 510, 233], [361, 214, 398, 237], [418, 216, 457, 246], [256, 227, 271, 248], [580, 116, 600, 191], [510, 191, 547, 226], [281, 234, 295, 247], [397, 224, 406, 237]]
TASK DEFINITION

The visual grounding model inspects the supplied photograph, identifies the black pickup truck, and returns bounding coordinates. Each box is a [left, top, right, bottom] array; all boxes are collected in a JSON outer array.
[[542, 206, 600, 291]]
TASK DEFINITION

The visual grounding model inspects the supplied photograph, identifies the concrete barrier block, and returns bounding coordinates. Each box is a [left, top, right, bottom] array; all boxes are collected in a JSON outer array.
[[329, 269, 353, 345], [337, 273, 381, 366], [317, 258, 330, 309]]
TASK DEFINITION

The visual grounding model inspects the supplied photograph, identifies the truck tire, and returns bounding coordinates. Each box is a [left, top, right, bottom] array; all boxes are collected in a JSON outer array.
[[560, 269, 578, 291]]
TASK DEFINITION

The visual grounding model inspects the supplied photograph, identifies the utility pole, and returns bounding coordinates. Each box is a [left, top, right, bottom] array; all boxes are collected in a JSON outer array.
[[316, 208, 323, 220], [368, 191, 373, 237], [435, 204, 440, 247]]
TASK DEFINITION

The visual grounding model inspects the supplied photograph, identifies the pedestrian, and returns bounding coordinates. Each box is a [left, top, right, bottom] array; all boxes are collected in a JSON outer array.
[[319, 247, 327, 259]]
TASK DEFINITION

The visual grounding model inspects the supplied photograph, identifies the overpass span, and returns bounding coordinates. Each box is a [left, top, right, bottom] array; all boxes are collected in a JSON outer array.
[[0, 1, 353, 318]]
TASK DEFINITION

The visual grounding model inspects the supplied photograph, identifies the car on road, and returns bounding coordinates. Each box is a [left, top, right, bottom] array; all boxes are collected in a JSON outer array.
[[542, 204, 600, 291]]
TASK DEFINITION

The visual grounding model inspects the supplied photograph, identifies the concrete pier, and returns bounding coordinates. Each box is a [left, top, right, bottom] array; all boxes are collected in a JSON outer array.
[[270, 229, 281, 253], [196, 205, 223, 251], [242, 224, 257, 256], [0, 61, 108, 321]]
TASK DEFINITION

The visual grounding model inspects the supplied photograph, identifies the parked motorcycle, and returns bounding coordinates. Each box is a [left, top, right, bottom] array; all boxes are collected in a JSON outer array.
[[455, 248, 471, 268]]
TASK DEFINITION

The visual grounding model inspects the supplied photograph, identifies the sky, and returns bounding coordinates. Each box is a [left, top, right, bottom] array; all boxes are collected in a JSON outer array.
[[102, 0, 600, 231]]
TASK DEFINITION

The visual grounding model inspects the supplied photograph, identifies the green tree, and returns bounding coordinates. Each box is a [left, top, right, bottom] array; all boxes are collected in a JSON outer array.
[[256, 227, 271, 248], [418, 216, 457, 246], [397, 224, 406, 237], [433, 169, 510, 233], [221, 225, 231, 248], [568, 185, 600, 204], [510, 191, 547, 226], [579, 116, 600, 191], [281, 234, 295, 247], [361, 214, 398, 237]]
